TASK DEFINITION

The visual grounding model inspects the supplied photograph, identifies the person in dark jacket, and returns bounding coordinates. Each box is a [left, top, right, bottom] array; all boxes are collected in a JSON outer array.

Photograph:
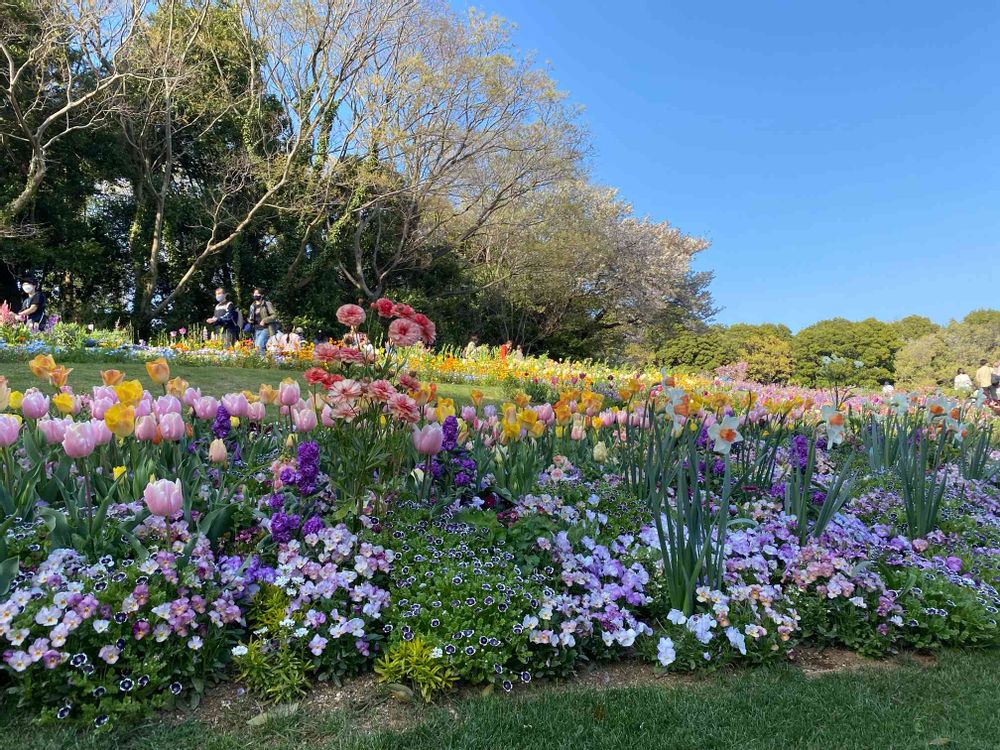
[[247, 287, 279, 353], [14, 276, 46, 328], [206, 287, 239, 346]]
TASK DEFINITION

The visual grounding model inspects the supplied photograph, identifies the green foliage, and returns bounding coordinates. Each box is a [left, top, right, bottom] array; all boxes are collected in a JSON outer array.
[[791, 318, 901, 387], [374, 638, 457, 703], [894, 309, 1000, 387], [782, 438, 855, 544], [894, 425, 950, 538]]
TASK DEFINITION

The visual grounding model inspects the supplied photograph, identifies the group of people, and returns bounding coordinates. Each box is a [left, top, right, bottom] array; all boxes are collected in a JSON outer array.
[[955, 359, 1000, 403]]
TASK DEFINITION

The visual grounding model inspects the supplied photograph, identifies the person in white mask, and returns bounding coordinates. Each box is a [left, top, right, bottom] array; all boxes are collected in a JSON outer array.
[[14, 276, 46, 327], [206, 287, 240, 345]]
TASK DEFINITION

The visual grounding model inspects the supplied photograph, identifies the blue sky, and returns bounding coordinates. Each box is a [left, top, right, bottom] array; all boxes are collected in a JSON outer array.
[[462, 1, 1000, 331]]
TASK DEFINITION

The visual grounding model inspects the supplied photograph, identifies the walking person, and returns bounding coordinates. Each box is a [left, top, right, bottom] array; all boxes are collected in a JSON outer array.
[[975, 359, 995, 401], [14, 276, 46, 328], [206, 287, 240, 346], [247, 288, 279, 354]]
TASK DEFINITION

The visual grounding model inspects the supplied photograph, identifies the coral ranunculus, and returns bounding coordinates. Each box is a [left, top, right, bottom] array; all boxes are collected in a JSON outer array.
[[145, 357, 171, 385], [336, 303, 366, 328], [370, 297, 395, 318]]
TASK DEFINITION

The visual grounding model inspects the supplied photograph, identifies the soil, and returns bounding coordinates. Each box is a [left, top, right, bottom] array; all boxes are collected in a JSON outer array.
[[180, 647, 936, 735]]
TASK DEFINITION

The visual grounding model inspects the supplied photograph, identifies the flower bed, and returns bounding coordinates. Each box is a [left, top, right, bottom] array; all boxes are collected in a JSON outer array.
[[1, 301, 999, 728]]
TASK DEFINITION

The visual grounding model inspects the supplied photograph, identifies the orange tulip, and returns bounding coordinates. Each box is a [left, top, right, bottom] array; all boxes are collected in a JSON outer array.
[[145, 357, 171, 385], [28, 354, 57, 380], [166, 376, 189, 398], [47, 365, 73, 389], [101, 369, 125, 386]]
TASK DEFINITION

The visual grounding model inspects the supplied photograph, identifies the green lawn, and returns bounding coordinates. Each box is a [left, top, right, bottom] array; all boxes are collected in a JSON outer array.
[[0, 361, 500, 404], [3, 649, 999, 749]]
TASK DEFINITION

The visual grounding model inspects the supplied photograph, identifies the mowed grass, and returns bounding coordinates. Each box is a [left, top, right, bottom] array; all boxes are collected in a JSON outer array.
[[3, 649, 1000, 750], [0, 360, 501, 404]]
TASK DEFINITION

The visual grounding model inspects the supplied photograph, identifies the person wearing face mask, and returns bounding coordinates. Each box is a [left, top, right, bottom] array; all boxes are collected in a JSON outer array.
[[206, 287, 240, 346], [247, 287, 279, 354], [15, 276, 46, 328]]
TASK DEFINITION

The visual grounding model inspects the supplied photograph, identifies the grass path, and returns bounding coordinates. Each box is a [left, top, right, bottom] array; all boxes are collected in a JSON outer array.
[[3, 649, 999, 749], [0, 361, 502, 404]]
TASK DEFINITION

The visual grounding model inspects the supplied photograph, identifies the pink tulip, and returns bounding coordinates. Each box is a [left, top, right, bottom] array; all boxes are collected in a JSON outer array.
[[321, 404, 336, 427], [158, 412, 185, 442], [0, 414, 21, 447], [143, 478, 183, 517], [336, 303, 366, 328], [534, 403, 554, 424], [423, 404, 437, 422], [570, 424, 585, 441], [293, 407, 318, 433], [208, 438, 228, 464], [135, 415, 158, 442], [37, 417, 69, 445], [221, 393, 249, 418], [461, 406, 477, 423], [182, 387, 202, 408], [134, 397, 153, 418], [91, 386, 117, 402], [246, 402, 265, 422], [62, 422, 96, 458], [89, 419, 113, 446], [154, 395, 182, 418], [278, 380, 301, 407], [90, 397, 114, 420], [193, 396, 219, 420], [21, 389, 49, 420], [412, 423, 444, 456]]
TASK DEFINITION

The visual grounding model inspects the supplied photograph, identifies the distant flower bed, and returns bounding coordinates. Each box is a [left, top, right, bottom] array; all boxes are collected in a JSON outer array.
[[1, 300, 999, 730]]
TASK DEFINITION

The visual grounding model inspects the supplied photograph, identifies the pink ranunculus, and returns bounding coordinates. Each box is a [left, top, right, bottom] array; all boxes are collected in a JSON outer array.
[[193, 396, 220, 420], [158, 412, 185, 442], [246, 402, 266, 422], [62, 421, 96, 459], [329, 401, 359, 421], [409, 313, 436, 345], [328, 378, 363, 403], [371, 297, 395, 318], [336, 303, 366, 328], [221, 392, 249, 418], [21, 389, 49, 420], [182, 387, 202, 408], [89, 419, 113, 446], [37, 417, 69, 444], [313, 342, 337, 363], [153, 395, 182, 418], [143, 478, 183, 517], [387, 393, 420, 423], [278, 380, 301, 407], [387, 317, 422, 347], [293, 406, 318, 433], [412, 423, 444, 456], [0, 414, 21, 446], [134, 415, 158, 442], [367, 379, 397, 403]]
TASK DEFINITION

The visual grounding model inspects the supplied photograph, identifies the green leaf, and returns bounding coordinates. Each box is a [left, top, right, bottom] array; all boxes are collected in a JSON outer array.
[[0, 557, 19, 596]]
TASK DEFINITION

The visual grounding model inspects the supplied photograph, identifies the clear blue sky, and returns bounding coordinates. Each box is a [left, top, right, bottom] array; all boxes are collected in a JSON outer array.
[[462, 0, 1000, 331]]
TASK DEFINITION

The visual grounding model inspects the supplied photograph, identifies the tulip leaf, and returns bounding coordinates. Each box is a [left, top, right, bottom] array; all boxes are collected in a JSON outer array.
[[0, 556, 19, 596]]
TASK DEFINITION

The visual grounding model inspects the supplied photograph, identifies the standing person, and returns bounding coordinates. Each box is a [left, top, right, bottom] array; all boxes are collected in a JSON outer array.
[[975, 359, 995, 400], [954, 368, 973, 393], [14, 276, 46, 328], [247, 287, 279, 354], [464, 335, 479, 358], [206, 287, 239, 346]]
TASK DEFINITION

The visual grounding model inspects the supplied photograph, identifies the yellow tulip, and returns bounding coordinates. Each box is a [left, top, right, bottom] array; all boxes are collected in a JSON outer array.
[[435, 397, 456, 421], [112, 465, 126, 480], [101, 369, 125, 386], [529, 420, 545, 438], [28, 354, 57, 380], [9, 391, 24, 411], [166, 376, 189, 398], [52, 393, 75, 415], [514, 392, 531, 409], [230, 416, 240, 428], [104, 402, 136, 438], [470, 389, 484, 408], [259, 384, 278, 405], [114, 380, 144, 407], [145, 357, 171, 385], [0, 377, 9, 411]]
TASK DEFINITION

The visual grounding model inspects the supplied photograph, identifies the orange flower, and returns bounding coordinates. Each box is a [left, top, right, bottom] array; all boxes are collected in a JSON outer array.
[[28, 354, 57, 380], [145, 357, 171, 385], [166, 376, 189, 398], [101, 369, 125, 386], [47, 365, 73, 388]]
